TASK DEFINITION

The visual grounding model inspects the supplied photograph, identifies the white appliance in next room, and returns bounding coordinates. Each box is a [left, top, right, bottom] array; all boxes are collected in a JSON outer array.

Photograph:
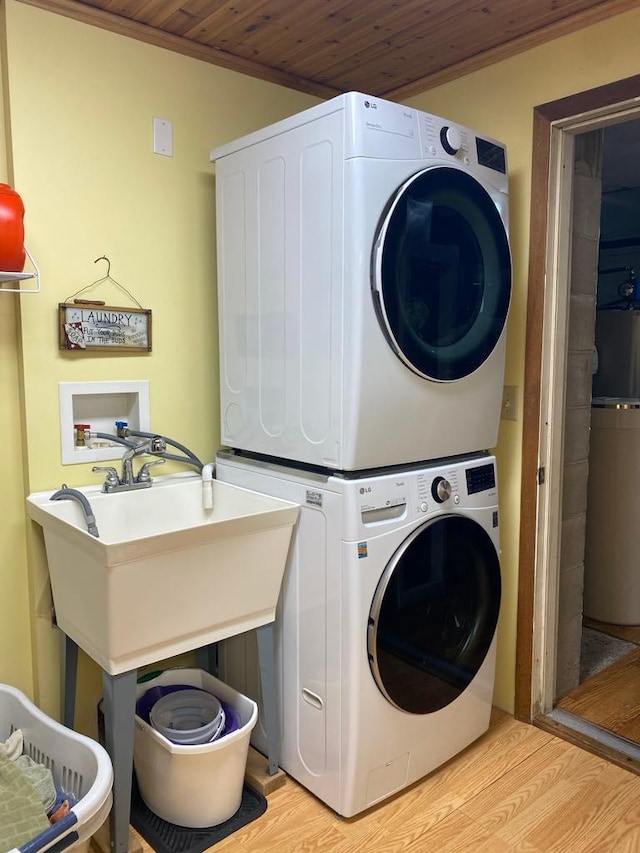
[[592, 309, 640, 398], [217, 450, 501, 817], [210, 92, 511, 471]]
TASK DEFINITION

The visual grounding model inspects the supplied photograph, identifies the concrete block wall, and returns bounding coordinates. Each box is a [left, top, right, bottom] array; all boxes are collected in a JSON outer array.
[[555, 158, 601, 700]]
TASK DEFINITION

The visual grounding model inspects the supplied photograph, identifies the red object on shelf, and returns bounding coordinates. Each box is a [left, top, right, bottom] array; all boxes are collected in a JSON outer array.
[[0, 183, 26, 272]]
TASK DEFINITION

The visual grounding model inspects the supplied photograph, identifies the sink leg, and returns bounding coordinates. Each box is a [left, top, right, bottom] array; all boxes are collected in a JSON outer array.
[[195, 643, 218, 675], [60, 633, 78, 728], [102, 669, 137, 853], [256, 624, 279, 776]]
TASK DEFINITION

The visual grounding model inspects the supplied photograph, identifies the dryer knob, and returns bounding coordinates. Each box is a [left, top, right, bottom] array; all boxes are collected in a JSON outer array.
[[440, 126, 461, 155], [432, 476, 452, 503]]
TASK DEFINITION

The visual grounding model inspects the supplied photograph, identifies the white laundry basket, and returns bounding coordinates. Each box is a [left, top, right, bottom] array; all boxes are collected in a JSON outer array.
[[133, 668, 258, 828], [1, 683, 113, 853]]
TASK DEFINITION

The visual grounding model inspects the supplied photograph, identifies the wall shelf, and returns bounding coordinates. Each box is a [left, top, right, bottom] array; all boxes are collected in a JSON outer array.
[[0, 247, 40, 293]]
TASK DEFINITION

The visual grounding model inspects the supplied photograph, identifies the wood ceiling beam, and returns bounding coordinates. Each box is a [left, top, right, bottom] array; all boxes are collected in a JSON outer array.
[[384, 0, 640, 100], [15, 0, 640, 101], [16, 0, 341, 98]]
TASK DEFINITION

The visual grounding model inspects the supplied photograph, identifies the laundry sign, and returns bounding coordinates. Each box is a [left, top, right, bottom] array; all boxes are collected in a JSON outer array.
[[58, 302, 152, 352]]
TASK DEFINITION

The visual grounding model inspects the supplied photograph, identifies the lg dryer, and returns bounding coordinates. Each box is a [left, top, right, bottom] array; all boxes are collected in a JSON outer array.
[[211, 92, 511, 471], [217, 450, 502, 817]]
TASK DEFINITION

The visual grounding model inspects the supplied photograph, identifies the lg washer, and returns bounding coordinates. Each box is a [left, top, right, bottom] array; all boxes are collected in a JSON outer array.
[[216, 450, 501, 817], [211, 92, 511, 471]]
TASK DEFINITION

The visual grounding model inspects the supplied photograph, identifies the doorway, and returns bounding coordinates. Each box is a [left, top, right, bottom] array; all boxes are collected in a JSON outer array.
[[516, 74, 640, 773], [553, 119, 640, 750]]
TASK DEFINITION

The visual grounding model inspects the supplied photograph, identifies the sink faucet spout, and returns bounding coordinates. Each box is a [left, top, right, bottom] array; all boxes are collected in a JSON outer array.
[[121, 436, 167, 485]]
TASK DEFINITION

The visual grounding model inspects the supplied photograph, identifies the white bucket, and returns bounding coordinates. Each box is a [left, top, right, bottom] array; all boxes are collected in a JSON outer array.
[[133, 668, 258, 827], [150, 689, 226, 745]]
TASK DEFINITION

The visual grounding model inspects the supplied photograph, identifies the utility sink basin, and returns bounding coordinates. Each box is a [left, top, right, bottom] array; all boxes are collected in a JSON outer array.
[[27, 474, 299, 674]]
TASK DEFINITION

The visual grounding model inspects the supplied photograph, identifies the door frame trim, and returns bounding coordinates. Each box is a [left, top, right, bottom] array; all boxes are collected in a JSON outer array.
[[515, 74, 640, 723]]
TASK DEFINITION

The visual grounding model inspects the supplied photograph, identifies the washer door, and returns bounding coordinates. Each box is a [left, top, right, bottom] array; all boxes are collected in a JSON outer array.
[[372, 166, 511, 381], [368, 515, 501, 715]]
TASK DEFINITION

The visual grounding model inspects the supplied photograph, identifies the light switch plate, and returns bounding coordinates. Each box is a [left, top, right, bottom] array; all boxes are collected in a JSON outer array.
[[153, 117, 173, 156], [501, 385, 518, 421]]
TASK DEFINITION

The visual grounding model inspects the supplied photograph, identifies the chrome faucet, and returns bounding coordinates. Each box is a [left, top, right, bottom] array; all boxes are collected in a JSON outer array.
[[93, 436, 167, 493], [121, 436, 166, 485]]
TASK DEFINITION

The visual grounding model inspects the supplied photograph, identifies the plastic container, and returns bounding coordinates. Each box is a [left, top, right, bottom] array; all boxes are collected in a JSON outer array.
[[1, 683, 113, 853], [149, 689, 225, 745], [0, 183, 25, 272], [135, 684, 240, 739], [135, 683, 195, 723], [133, 669, 257, 828]]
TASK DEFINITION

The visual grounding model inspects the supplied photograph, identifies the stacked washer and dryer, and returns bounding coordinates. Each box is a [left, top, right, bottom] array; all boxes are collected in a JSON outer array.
[[210, 92, 511, 817]]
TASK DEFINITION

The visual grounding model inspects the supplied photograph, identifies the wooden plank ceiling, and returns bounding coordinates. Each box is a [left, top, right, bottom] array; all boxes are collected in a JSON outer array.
[[19, 0, 640, 99]]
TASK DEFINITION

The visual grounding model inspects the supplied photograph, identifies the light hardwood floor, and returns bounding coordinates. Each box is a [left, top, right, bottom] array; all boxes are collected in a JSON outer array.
[[132, 709, 640, 852], [557, 646, 640, 742]]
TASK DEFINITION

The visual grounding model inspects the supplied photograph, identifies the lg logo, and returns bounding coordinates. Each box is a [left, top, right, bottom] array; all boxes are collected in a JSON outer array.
[[359, 486, 372, 494], [364, 101, 378, 110]]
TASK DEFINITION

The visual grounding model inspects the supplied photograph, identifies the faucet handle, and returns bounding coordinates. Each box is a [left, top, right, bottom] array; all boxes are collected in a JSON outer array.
[[92, 465, 120, 490], [136, 458, 166, 483]]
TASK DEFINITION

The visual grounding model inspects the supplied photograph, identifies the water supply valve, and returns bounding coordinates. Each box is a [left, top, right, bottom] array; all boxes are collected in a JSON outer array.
[[74, 423, 91, 447]]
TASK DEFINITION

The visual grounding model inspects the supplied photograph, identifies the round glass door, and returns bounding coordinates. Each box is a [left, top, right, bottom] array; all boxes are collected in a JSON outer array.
[[372, 166, 511, 381], [368, 515, 501, 715]]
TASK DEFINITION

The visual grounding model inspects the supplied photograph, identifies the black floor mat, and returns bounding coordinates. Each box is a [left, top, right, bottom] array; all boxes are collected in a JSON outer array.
[[130, 776, 267, 853]]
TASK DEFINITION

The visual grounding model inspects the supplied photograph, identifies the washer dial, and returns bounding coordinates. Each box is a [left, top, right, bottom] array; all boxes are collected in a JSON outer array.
[[431, 476, 452, 503]]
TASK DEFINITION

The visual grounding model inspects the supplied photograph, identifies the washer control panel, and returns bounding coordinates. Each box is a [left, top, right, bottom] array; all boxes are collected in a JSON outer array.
[[351, 456, 497, 529], [466, 462, 496, 494]]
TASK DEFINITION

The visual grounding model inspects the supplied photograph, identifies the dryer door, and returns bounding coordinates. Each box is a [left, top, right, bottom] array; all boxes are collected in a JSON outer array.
[[372, 166, 511, 381], [367, 514, 501, 714]]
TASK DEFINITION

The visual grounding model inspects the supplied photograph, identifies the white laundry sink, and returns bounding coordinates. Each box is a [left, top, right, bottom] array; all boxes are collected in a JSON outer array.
[[27, 474, 299, 674]]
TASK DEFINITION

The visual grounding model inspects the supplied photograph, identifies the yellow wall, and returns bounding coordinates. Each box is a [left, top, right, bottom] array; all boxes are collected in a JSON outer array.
[[0, 1, 34, 697], [1, 0, 317, 730], [0, 293, 34, 700], [4, 0, 640, 730], [405, 6, 640, 711]]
